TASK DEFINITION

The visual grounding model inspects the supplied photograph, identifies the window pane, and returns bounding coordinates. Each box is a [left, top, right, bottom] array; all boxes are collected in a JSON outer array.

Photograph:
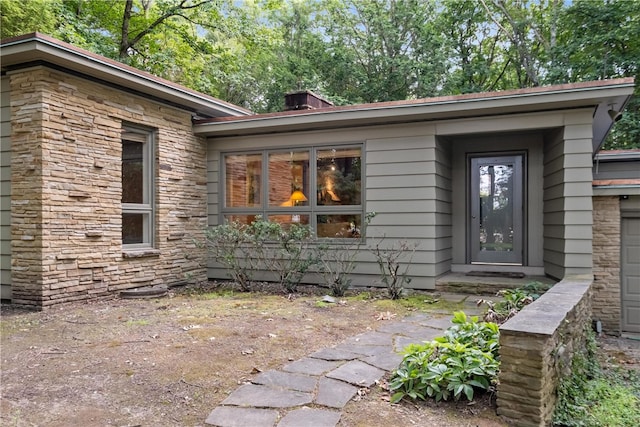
[[122, 140, 144, 204], [317, 214, 362, 238], [223, 214, 258, 225], [267, 214, 310, 227], [225, 154, 262, 207], [317, 148, 361, 206], [268, 151, 310, 207], [123, 213, 145, 244]]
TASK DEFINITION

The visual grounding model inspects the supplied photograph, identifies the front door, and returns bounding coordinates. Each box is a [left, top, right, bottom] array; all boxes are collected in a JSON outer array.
[[621, 216, 640, 333], [470, 155, 524, 265]]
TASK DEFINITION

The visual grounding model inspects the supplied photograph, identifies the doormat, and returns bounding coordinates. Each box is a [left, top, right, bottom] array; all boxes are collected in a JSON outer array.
[[466, 271, 525, 279]]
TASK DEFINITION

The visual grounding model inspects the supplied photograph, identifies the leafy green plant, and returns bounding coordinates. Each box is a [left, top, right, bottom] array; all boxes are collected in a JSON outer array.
[[204, 217, 321, 293], [389, 311, 500, 403], [370, 237, 417, 300], [477, 281, 547, 324], [553, 328, 640, 426], [248, 218, 320, 293], [204, 220, 256, 291]]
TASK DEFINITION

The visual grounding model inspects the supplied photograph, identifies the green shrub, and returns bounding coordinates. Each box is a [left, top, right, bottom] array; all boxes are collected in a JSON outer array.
[[203, 220, 256, 291], [205, 217, 320, 293], [553, 329, 640, 426], [478, 281, 547, 324], [389, 311, 500, 402], [247, 218, 320, 293]]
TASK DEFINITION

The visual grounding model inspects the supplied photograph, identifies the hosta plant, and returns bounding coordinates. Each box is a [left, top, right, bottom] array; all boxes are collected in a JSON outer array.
[[389, 311, 500, 402]]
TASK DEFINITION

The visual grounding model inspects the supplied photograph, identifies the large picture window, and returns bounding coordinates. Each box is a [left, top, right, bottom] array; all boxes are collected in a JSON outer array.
[[222, 145, 362, 238], [122, 127, 154, 247]]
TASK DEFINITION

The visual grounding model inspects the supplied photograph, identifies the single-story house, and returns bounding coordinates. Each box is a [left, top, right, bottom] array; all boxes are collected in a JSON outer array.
[[1, 33, 638, 335]]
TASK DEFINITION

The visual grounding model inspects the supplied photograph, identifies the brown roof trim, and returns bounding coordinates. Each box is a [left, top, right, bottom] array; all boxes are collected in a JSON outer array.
[[593, 179, 640, 186], [195, 78, 635, 124], [1, 32, 252, 117]]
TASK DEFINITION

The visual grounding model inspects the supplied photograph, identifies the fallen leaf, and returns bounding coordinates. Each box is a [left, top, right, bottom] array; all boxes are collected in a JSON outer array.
[[357, 387, 370, 396], [375, 311, 397, 321]]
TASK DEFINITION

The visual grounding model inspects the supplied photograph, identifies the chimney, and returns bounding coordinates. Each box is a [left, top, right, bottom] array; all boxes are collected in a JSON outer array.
[[284, 90, 333, 111]]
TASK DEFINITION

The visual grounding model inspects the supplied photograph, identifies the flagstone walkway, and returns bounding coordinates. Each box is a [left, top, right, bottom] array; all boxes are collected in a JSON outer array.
[[205, 297, 483, 427]]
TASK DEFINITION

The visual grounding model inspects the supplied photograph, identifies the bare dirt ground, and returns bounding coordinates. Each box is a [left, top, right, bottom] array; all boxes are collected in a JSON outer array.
[[1, 282, 637, 427]]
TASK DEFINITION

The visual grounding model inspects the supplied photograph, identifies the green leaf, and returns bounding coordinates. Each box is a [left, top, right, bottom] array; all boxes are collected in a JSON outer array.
[[390, 392, 405, 404]]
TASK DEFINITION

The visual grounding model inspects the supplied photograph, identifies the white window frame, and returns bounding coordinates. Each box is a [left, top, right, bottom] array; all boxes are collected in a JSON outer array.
[[122, 126, 155, 248]]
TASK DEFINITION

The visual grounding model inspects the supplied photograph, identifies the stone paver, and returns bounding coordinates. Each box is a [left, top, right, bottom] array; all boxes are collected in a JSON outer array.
[[277, 408, 341, 427], [252, 370, 317, 393], [325, 360, 386, 387], [343, 331, 394, 346], [205, 307, 456, 427], [376, 321, 440, 337], [222, 384, 313, 408], [334, 343, 390, 357], [282, 357, 343, 375], [315, 377, 359, 408], [408, 314, 454, 329], [361, 352, 404, 371], [309, 347, 360, 361], [394, 335, 416, 352], [205, 407, 279, 427]]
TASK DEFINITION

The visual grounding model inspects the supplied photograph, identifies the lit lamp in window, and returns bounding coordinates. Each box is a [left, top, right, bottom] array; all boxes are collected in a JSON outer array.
[[290, 190, 308, 206]]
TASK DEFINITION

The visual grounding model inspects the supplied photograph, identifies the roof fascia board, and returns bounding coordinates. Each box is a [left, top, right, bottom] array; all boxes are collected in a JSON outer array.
[[194, 82, 634, 137], [593, 187, 640, 196], [1, 34, 250, 118], [595, 152, 640, 162]]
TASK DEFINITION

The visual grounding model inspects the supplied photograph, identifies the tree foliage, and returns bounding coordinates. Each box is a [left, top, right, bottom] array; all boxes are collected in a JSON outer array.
[[2, 0, 637, 148]]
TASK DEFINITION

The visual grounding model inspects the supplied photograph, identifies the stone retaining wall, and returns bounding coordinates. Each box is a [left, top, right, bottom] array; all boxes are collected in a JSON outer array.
[[9, 66, 208, 308], [497, 277, 592, 426]]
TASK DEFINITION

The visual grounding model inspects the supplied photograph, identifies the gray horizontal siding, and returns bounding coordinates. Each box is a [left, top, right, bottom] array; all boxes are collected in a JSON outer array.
[[206, 132, 447, 290], [363, 134, 443, 289], [1, 76, 11, 299], [594, 160, 640, 180], [543, 112, 594, 279]]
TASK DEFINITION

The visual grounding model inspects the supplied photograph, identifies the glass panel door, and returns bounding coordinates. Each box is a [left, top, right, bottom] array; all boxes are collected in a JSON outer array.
[[470, 155, 524, 264]]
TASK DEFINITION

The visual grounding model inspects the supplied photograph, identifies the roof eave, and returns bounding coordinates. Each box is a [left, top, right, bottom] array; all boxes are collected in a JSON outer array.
[[194, 80, 635, 146], [0, 33, 251, 118]]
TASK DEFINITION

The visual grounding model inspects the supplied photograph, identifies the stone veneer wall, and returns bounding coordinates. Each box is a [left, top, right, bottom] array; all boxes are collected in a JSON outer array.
[[591, 196, 621, 334], [9, 66, 208, 308], [497, 277, 592, 427]]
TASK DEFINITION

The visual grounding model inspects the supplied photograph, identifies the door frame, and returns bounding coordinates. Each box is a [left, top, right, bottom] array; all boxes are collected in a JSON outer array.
[[621, 212, 640, 334], [467, 151, 527, 265]]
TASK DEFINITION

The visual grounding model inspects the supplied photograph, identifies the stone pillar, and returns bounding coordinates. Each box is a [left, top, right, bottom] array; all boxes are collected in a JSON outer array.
[[591, 196, 621, 334]]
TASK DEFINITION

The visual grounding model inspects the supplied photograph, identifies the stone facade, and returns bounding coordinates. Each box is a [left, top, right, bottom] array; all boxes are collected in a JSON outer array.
[[497, 278, 592, 426], [10, 66, 208, 308], [591, 196, 621, 334]]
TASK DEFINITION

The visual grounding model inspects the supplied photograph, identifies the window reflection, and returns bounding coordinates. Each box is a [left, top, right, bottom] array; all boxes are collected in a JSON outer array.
[[225, 154, 262, 208], [317, 148, 361, 206], [479, 163, 514, 252], [122, 141, 143, 204], [222, 146, 363, 238], [269, 151, 310, 207]]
